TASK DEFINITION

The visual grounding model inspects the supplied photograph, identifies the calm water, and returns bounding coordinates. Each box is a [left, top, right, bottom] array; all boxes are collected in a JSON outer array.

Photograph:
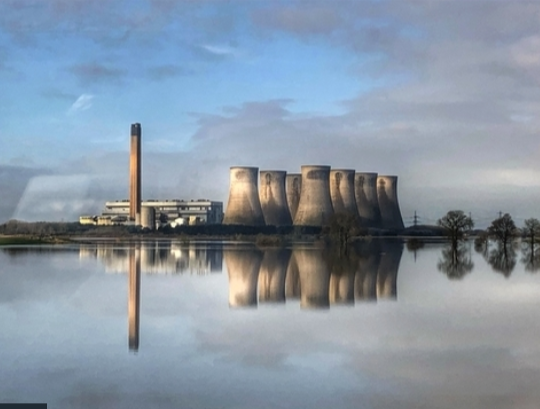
[[1, 239, 540, 409]]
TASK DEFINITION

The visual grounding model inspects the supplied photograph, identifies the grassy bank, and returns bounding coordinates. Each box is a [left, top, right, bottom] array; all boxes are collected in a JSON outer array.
[[0, 236, 70, 245]]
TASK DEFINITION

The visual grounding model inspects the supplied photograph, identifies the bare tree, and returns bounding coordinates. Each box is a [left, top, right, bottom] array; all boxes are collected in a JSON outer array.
[[437, 210, 474, 248], [488, 213, 517, 250]]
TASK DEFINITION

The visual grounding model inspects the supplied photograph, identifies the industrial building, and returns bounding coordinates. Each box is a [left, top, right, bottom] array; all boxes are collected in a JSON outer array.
[[102, 199, 223, 226]]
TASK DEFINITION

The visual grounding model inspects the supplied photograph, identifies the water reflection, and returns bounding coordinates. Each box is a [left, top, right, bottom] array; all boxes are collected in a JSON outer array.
[[437, 243, 474, 280], [80, 242, 223, 274], [258, 249, 290, 303], [521, 243, 540, 273], [128, 247, 141, 352], [487, 245, 517, 277], [225, 248, 263, 307], [223, 241, 403, 309]]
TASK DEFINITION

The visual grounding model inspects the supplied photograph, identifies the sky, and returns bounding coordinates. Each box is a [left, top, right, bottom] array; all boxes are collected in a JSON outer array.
[[1, 0, 540, 226]]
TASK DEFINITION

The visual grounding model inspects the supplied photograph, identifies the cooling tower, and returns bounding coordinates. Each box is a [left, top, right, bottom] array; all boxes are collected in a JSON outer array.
[[377, 241, 403, 299], [294, 248, 331, 309], [225, 248, 263, 307], [223, 167, 265, 226], [259, 170, 292, 226], [141, 206, 155, 230], [329, 169, 359, 218], [128, 247, 141, 351], [293, 165, 334, 226], [355, 172, 382, 228], [377, 175, 405, 230], [258, 249, 291, 303], [129, 123, 141, 224], [285, 173, 302, 220], [354, 241, 381, 302]]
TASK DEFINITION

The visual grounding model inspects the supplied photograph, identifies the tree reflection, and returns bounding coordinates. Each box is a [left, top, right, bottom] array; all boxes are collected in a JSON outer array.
[[520, 243, 540, 273], [487, 244, 516, 277], [437, 243, 474, 280]]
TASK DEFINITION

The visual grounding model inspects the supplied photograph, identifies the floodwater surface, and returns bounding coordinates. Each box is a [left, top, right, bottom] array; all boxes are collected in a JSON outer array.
[[1, 240, 540, 409]]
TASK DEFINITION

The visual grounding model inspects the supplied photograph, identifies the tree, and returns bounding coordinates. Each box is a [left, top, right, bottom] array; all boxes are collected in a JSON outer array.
[[437, 210, 474, 248], [488, 213, 517, 250], [325, 212, 360, 253]]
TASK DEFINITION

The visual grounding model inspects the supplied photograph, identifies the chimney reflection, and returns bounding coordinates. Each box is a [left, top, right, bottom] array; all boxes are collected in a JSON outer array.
[[225, 248, 263, 308], [128, 246, 141, 352], [294, 248, 331, 309], [258, 249, 291, 303]]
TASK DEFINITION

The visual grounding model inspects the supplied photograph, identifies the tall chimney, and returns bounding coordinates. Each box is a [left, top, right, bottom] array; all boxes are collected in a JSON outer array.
[[129, 123, 141, 223]]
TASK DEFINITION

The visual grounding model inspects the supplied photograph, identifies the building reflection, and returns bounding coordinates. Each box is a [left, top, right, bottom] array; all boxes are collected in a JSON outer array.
[[80, 242, 222, 275], [128, 246, 141, 352]]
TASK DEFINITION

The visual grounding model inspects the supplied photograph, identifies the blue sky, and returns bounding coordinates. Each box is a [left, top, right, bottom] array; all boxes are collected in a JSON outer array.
[[2, 0, 540, 225]]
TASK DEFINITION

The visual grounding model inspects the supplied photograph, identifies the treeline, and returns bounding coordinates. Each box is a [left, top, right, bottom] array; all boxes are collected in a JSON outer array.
[[0, 219, 325, 237]]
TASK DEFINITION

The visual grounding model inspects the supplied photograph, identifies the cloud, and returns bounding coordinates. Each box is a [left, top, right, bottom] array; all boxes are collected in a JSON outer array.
[[147, 64, 193, 80], [67, 94, 94, 115], [69, 63, 124, 85]]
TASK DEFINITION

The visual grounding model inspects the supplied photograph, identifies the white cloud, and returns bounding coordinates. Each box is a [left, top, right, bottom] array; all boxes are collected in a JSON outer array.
[[67, 94, 94, 115]]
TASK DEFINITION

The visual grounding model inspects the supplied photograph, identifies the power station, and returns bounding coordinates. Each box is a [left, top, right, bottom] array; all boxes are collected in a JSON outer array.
[[80, 123, 408, 231]]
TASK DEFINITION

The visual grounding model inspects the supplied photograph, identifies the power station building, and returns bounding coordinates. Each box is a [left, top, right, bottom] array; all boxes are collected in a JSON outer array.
[[102, 199, 223, 226]]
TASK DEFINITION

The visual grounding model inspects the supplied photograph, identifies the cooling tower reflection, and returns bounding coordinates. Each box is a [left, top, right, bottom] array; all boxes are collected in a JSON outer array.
[[225, 247, 263, 308], [258, 249, 291, 303]]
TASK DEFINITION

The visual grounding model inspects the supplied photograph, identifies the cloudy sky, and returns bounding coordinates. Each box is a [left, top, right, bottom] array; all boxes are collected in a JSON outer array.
[[1, 0, 540, 226]]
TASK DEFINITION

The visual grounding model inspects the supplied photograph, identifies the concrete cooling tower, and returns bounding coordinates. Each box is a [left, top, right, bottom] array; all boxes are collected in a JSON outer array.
[[377, 175, 405, 230], [223, 167, 265, 226], [285, 173, 302, 221], [355, 172, 382, 228], [294, 248, 331, 309], [225, 248, 263, 307], [329, 169, 359, 218], [259, 170, 292, 226], [293, 165, 334, 226], [258, 249, 291, 303]]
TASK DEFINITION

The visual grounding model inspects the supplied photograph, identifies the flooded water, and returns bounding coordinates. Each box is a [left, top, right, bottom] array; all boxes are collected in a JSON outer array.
[[1, 239, 540, 409]]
